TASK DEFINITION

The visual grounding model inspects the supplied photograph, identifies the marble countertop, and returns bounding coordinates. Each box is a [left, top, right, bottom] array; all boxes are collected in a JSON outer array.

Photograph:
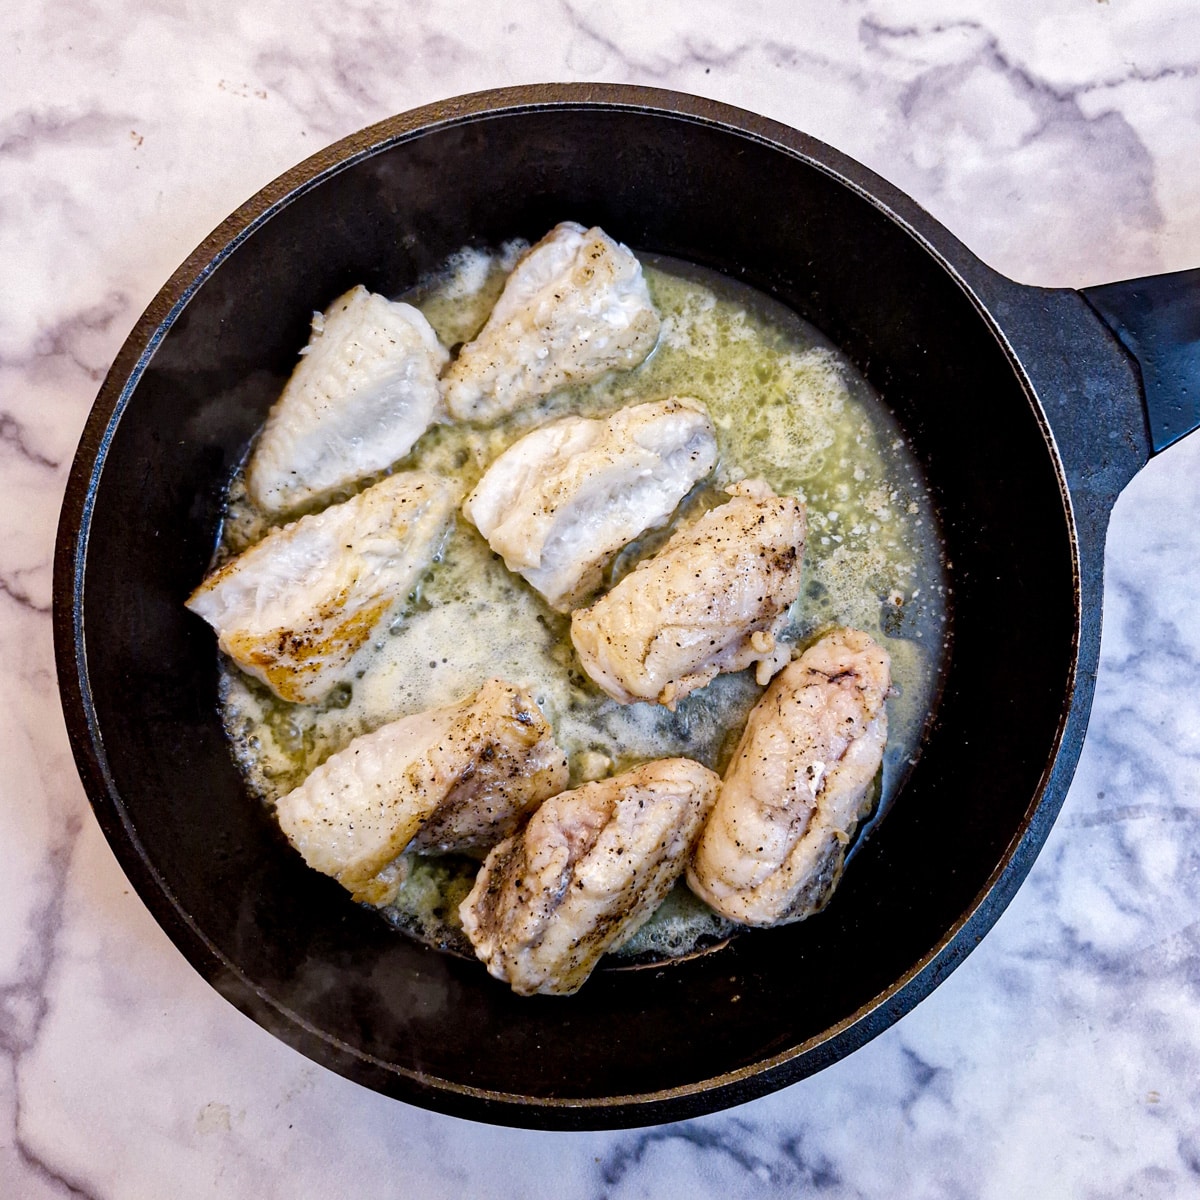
[[5, 1, 1200, 1195]]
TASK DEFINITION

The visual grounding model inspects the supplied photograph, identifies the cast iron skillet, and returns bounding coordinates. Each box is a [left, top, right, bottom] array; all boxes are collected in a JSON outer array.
[[53, 84, 1200, 1129]]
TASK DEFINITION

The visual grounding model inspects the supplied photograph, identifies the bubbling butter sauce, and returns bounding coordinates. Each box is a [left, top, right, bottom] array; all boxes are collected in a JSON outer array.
[[215, 243, 948, 963]]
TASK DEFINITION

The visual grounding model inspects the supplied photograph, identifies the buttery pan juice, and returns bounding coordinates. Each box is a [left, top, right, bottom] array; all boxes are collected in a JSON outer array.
[[212, 246, 948, 961]]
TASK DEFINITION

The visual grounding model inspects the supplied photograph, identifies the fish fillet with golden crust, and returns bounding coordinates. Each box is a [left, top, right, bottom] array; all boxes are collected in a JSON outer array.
[[186, 470, 456, 703]]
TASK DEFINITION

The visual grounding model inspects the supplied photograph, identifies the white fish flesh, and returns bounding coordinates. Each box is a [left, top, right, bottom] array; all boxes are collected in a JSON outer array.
[[186, 471, 456, 703], [275, 679, 569, 905], [460, 757, 719, 996], [463, 397, 718, 611], [687, 628, 891, 926], [441, 222, 661, 423], [571, 480, 806, 707], [247, 286, 447, 514]]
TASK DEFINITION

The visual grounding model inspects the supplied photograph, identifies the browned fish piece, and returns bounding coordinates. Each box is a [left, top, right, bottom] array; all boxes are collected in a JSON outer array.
[[687, 628, 890, 925], [461, 757, 719, 995]]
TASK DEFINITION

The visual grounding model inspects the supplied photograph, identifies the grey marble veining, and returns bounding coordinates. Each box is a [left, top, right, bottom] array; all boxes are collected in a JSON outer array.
[[4, 0, 1200, 1195]]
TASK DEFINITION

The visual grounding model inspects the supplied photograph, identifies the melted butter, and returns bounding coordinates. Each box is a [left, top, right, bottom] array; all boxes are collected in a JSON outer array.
[[214, 248, 948, 961]]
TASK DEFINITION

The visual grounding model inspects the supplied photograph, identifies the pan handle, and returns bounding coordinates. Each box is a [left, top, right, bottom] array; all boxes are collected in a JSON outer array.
[[1081, 268, 1200, 454]]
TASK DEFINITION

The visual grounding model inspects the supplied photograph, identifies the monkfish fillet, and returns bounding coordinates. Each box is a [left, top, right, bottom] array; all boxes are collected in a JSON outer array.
[[460, 757, 719, 996], [186, 471, 456, 704], [571, 480, 806, 707], [441, 222, 661, 423], [687, 628, 891, 926], [463, 397, 718, 611], [275, 679, 569, 906], [247, 286, 448, 514]]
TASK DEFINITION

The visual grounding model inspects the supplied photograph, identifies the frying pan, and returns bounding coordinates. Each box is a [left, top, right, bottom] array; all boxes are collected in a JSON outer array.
[[52, 84, 1200, 1129]]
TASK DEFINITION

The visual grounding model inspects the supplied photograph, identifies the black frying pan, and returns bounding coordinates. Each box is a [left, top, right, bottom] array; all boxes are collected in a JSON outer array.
[[52, 84, 1200, 1129]]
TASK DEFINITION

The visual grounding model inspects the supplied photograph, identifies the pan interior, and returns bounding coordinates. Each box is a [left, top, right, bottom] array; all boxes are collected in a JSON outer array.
[[71, 104, 1075, 1117]]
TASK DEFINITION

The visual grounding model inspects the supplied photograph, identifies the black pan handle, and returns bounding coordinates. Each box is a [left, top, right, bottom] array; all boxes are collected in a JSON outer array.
[[964, 265, 1196, 755], [1081, 268, 1200, 454]]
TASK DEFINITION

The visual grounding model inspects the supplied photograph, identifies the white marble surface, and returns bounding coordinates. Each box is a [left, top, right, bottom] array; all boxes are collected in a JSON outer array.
[[4, 0, 1200, 1194]]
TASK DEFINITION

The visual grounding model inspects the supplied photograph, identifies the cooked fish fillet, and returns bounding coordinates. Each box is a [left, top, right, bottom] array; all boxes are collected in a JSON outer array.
[[275, 679, 569, 905], [186, 471, 455, 704], [460, 757, 719, 996], [687, 628, 891, 926], [463, 397, 718, 611], [441, 222, 661, 423], [247, 286, 448, 514], [571, 480, 806, 707]]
